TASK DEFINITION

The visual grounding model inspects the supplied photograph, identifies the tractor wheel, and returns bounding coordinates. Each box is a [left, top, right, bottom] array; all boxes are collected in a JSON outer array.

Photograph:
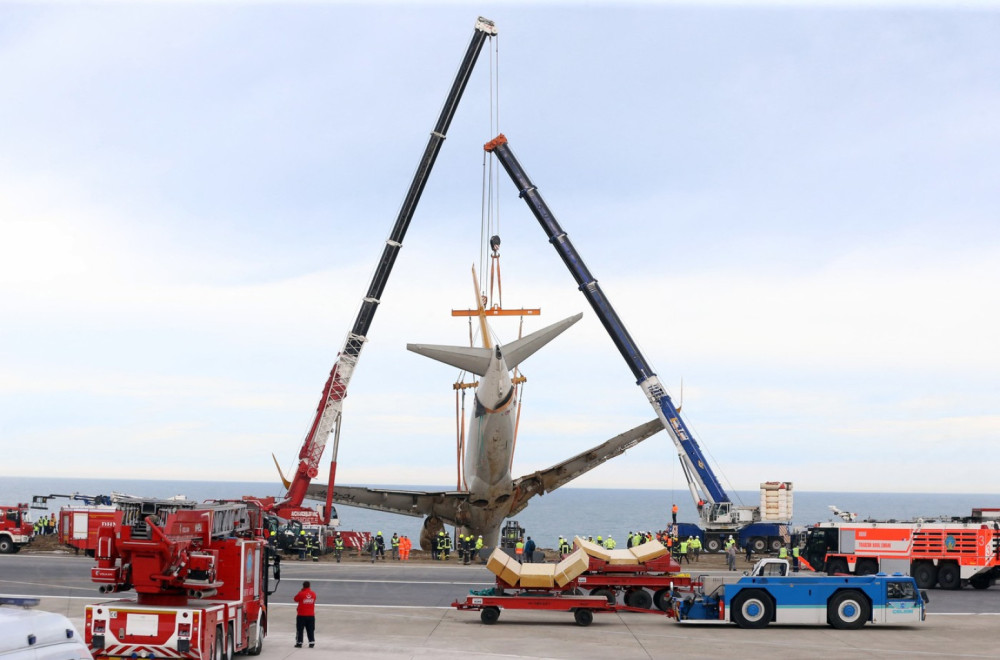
[[731, 590, 772, 629], [828, 590, 870, 629]]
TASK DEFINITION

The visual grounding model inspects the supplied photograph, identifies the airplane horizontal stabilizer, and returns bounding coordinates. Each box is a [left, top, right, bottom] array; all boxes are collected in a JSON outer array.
[[501, 312, 583, 371], [406, 344, 493, 376], [304, 483, 468, 527], [506, 418, 663, 517]]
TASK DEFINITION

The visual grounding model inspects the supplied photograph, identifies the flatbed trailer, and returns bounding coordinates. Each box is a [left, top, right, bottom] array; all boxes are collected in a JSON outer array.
[[453, 591, 670, 626], [573, 554, 694, 610]]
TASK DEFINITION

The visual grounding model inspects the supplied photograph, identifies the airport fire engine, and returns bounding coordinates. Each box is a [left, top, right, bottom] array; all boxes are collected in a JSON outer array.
[[83, 499, 281, 658], [804, 513, 1000, 590], [0, 503, 33, 554]]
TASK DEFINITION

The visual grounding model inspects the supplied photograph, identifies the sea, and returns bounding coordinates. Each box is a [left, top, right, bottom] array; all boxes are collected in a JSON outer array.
[[4, 476, 997, 546]]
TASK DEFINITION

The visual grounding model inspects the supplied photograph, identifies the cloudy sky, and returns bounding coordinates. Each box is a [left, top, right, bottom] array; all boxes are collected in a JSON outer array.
[[2, 1, 998, 498]]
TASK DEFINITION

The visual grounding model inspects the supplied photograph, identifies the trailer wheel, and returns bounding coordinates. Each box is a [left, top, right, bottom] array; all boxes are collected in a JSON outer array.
[[653, 589, 671, 612], [625, 588, 652, 610], [590, 588, 616, 605], [574, 609, 594, 627], [937, 563, 961, 590], [480, 606, 500, 625], [828, 590, 869, 629], [0, 537, 13, 554], [912, 562, 937, 589], [731, 590, 772, 629]]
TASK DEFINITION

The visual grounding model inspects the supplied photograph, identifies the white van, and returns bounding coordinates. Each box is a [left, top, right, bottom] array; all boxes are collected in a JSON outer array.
[[0, 598, 90, 660]]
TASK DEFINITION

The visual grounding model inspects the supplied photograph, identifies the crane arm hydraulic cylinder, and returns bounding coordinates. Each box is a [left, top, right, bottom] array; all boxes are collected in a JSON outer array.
[[483, 133, 729, 505], [279, 18, 498, 516]]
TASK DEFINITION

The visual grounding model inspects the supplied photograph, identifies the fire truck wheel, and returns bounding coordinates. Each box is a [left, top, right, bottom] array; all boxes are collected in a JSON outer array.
[[937, 563, 961, 590], [826, 559, 848, 576], [246, 622, 263, 656], [828, 590, 870, 629], [653, 589, 671, 612], [480, 607, 500, 625], [912, 563, 937, 590], [0, 537, 13, 554], [855, 559, 879, 576], [969, 574, 991, 590], [590, 588, 616, 605], [574, 609, 594, 627], [625, 588, 652, 609], [731, 590, 772, 629], [225, 625, 235, 660], [213, 632, 224, 660]]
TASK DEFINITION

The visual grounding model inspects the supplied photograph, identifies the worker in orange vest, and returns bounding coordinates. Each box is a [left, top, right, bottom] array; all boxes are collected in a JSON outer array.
[[672, 503, 679, 524]]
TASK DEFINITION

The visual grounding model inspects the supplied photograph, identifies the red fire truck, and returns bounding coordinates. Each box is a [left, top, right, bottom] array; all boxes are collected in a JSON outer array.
[[0, 503, 33, 554], [83, 499, 281, 658], [804, 513, 1000, 590]]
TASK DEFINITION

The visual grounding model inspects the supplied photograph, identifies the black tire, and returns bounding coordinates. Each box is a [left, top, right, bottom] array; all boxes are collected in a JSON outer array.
[[730, 590, 772, 629], [828, 590, 870, 629], [480, 606, 500, 625], [855, 559, 879, 576], [574, 609, 594, 627], [246, 622, 263, 656], [226, 626, 234, 660], [969, 574, 991, 590], [911, 562, 937, 589], [937, 563, 961, 590], [213, 632, 224, 660], [653, 589, 671, 612], [590, 588, 616, 605], [625, 589, 652, 610], [705, 537, 722, 553], [750, 537, 767, 553], [769, 538, 783, 553], [0, 537, 13, 554], [826, 559, 849, 575]]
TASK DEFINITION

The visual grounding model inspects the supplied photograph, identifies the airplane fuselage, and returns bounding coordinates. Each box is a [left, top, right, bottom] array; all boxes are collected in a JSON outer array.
[[464, 346, 516, 507]]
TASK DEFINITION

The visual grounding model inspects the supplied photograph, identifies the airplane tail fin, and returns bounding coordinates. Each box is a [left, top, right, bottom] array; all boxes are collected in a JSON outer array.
[[502, 313, 582, 371], [407, 313, 582, 376]]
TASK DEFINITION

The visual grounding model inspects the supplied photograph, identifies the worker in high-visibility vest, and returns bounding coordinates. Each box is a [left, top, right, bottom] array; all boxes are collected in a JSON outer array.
[[605, 535, 616, 550], [690, 536, 702, 562], [333, 533, 344, 563], [778, 545, 789, 559], [791, 545, 800, 571], [679, 538, 690, 563], [515, 538, 525, 563], [672, 503, 679, 524]]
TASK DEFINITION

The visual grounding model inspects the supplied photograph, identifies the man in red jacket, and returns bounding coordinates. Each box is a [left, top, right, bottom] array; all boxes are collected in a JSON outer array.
[[293, 581, 317, 648]]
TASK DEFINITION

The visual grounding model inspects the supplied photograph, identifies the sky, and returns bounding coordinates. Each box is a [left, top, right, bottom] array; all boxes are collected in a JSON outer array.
[[1, 1, 998, 500]]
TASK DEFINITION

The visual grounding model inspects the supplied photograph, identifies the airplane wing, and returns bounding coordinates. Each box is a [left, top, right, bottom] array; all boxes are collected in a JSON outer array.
[[303, 483, 470, 527], [506, 418, 663, 517]]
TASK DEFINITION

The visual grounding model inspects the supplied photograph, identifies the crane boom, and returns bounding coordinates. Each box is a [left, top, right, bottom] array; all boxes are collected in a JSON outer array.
[[276, 17, 498, 520], [483, 134, 729, 506]]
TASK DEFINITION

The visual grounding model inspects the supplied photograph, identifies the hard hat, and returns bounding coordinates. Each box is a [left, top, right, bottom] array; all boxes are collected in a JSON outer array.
[[478, 535, 482, 538], [377, 531, 382, 535]]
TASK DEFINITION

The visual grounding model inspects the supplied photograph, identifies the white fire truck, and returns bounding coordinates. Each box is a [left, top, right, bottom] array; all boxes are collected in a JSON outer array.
[[804, 511, 1000, 590]]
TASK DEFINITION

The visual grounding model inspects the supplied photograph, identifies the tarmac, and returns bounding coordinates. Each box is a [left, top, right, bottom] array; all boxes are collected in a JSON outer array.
[[37, 595, 1000, 660]]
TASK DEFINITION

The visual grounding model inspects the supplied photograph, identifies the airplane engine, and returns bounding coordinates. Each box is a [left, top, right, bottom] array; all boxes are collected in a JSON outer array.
[[420, 516, 444, 551]]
